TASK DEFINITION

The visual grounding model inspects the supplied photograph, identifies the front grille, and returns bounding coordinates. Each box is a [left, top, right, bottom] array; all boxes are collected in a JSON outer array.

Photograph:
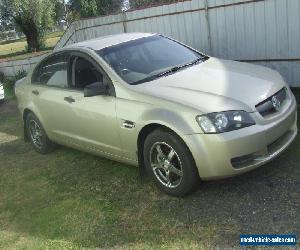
[[255, 88, 287, 117]]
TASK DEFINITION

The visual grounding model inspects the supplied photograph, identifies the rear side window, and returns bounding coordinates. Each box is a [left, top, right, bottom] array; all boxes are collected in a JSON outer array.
[[32, 53, 69, 88]]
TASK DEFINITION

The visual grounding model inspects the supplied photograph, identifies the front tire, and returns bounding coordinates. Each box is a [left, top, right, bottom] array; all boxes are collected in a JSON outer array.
[[25, 113, 55, 154], [143, 129, 200, 197]]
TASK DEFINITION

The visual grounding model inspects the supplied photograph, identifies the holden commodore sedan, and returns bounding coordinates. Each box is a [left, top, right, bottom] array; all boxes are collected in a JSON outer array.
[[15, 33, 297, 196]]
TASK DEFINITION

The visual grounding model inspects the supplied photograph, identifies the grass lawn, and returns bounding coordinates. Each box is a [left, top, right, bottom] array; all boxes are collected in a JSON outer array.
[[0, 102, 220, 249], [0, 90, 299, 249], [0, 31, 63, 61]]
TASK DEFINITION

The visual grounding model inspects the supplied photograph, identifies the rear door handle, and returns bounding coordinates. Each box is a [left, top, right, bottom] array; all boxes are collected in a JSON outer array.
[[32, 90, 39, 95], [64, 96, 75, 103]]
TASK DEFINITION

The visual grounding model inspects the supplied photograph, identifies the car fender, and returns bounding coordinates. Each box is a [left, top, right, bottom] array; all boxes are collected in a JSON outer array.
[[139, 108, 196, 136], [116, 93, 203, 159], [22, 102, 47, 131]]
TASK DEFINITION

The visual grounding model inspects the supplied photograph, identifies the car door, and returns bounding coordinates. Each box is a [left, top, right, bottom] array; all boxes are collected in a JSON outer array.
[[59, 52, 124, 159], [30, 51, 81, 143]]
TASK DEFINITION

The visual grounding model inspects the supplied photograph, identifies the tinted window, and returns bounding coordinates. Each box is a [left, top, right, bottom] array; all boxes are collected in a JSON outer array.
[[32, 53, 69, 88], [98, 35, 205, 85], [72, 57, 103, 89]]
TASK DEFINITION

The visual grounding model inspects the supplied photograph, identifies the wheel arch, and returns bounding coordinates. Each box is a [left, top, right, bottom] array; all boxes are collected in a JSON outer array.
[[22, 108, 46, 142], [23, 108, 34, 141]]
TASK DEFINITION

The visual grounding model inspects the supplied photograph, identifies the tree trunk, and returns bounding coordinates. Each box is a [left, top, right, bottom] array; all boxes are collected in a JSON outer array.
[[14, 15, 41, 52], [25, 26, 39, 52]]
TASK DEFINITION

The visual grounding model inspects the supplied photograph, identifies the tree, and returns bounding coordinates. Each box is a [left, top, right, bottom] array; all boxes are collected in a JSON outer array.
[[54, 0, 66, 25], [129, 0, 178, 9], [0, 0, 13, 31], [0, 0, 57, 52], [69, 0, 123, 18]]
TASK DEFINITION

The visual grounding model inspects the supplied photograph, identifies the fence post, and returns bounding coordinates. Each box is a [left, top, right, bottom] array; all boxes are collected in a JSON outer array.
[[12, 61, 16, 76], [122, 11, 128, 33], [204, 0, 212, 54], [74, 21, 79, 43]]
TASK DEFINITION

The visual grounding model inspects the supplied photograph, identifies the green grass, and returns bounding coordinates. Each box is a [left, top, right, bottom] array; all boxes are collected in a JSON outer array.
[[0, 31, 63, 61], [0, 105, 220, 249]]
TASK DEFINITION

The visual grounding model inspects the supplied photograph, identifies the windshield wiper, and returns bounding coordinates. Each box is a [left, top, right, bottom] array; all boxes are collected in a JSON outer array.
[[157, 56, 208, 77], [132, 66, 181, 84], [131, 56, 209, 85], [130, 66, 181, 85], [156, 65, 181, 77], [179, 56, 208, 69]]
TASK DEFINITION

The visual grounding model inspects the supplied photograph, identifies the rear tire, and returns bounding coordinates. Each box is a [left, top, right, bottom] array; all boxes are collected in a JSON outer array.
[[25, 113, 55, 154], [143, 129, 200, 197]]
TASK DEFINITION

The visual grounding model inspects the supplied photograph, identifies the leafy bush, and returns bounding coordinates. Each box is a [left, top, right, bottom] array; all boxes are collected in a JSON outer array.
[[0, 71, 4, 82], [2, 77, 16, 99], [2, 70, 27, 99], [15, 69, 27, 80]]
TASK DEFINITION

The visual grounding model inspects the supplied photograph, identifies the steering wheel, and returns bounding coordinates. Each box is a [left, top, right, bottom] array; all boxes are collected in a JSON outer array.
[[121, 68, 130, 75]]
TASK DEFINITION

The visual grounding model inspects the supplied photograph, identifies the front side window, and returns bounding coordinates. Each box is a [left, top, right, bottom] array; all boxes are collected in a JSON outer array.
[[71, 57, 104, 89], [97, 35, 207, 85], [32, 53, 69, 88]]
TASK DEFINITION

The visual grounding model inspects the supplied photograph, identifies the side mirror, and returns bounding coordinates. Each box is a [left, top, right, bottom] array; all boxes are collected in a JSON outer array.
[[84, 82, 108, 97]]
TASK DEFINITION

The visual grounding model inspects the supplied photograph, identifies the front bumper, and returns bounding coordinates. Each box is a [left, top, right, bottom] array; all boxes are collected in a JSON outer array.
[[183, 98, 298, 180]]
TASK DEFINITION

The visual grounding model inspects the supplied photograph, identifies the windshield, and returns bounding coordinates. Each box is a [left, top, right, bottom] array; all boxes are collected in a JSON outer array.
[[97, 35, 207, 85]]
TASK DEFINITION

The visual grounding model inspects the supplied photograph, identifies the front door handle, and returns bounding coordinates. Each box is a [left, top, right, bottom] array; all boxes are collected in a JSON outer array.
[[32, 90, 39, 95], [122, 120, 135, 129], [64, 96, 75, 103]]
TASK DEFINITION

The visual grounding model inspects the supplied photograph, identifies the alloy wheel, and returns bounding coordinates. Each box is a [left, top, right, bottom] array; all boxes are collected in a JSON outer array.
[[150, 142, 183, 188], [29, 120, 43, 149]]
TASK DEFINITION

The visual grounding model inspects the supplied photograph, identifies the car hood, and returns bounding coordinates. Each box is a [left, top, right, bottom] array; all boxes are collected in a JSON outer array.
[[134, 57, 286, 113]]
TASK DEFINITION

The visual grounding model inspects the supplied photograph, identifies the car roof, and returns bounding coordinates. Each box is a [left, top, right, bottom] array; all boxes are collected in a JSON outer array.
[[65, 32, 155, 51]]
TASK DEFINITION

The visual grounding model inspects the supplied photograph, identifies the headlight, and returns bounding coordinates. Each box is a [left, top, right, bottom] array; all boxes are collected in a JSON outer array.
[[196, 111, 255, 133]]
